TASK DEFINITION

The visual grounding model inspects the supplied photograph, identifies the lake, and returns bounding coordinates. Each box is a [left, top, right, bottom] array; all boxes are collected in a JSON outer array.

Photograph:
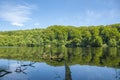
[[0, 47, 120, 80]]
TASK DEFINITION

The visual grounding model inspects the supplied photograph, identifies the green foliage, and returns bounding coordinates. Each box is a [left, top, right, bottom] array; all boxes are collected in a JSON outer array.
[[0, 23, 120, 47], [81, 30, 91, 47], [108, 39, 117, 47], [91, 36, 103, 47], [117, 39, 120, 46], [66, 38, 81, 47]]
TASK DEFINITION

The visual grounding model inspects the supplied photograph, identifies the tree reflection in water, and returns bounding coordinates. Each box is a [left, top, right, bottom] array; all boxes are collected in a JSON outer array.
[[15, 61, 36, 74], [0, 60, 12, 77], [0, 69, 11, 77], [0, 47, 120, 80], [0, 47, 119, 67], [64, 48, 72, 80], [115, 69, 120, 80]]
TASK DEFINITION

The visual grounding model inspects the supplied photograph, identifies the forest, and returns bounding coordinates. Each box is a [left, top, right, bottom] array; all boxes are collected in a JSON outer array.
[[0, 23, 120, 47]]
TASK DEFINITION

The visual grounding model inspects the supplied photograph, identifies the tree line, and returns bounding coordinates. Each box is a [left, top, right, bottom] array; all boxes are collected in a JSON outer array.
[[0, 23, 120, 47]]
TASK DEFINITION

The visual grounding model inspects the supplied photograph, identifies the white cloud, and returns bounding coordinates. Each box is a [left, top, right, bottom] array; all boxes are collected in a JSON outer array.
[[12, 22, 24, 27], [0, 3, 33, 27], [34, 22, 40, 26]]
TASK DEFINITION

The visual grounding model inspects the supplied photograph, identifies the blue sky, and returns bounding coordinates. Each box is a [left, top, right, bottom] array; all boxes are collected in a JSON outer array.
[[0, 0, 120, 31]]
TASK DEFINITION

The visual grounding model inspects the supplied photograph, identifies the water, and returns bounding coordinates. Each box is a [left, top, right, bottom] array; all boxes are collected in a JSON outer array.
[[0, 47, 120, 80]]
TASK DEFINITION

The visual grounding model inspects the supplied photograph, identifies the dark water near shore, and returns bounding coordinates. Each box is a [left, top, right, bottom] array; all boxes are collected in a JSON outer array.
[[0, 47, 120, 80]]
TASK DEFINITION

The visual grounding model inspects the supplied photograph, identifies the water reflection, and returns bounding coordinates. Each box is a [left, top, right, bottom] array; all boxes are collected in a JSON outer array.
[[0, 47, 120, 80], [64, 49, 72, 80], [0, 69, 11, 77], [15, 61, 35, 74], [115, 69, 120, 80], [65, 62, 72, 80], [0, 60, 12, 77], [0, 59, 119, 80], [0, 47, 119, 67]]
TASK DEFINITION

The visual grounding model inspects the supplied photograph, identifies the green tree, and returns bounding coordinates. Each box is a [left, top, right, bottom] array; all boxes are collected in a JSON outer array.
[[91, 36, 103, 47], [108, 39, 117, 47]]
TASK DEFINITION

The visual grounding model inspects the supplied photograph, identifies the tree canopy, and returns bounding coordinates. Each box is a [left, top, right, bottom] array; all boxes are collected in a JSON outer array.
[[0, 23, 120, 47]]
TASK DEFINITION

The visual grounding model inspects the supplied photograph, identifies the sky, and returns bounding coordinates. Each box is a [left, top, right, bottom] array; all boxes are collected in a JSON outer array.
[[0, 0, 120, 31]]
